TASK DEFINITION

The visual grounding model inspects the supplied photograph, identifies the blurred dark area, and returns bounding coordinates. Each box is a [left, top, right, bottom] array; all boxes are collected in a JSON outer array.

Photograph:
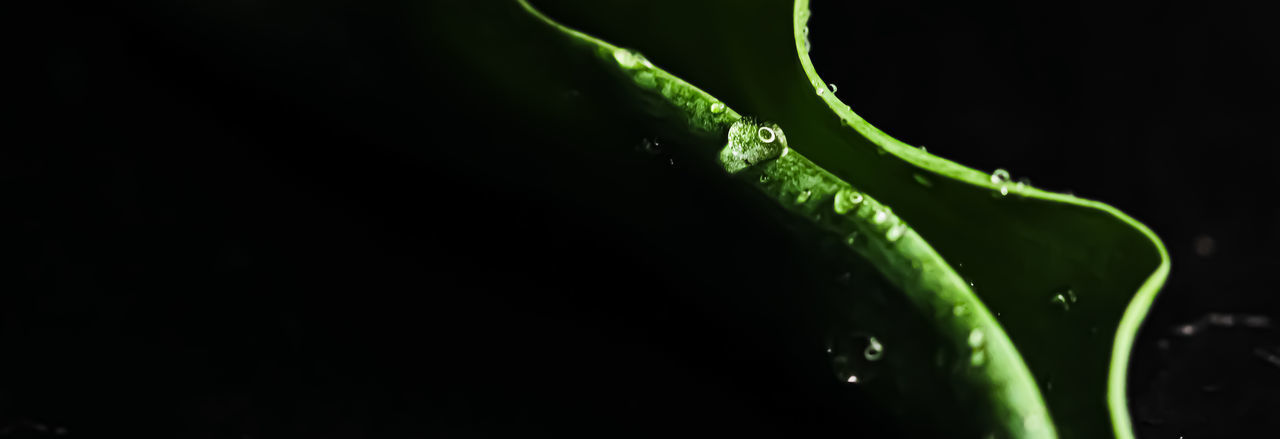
[[7, 0, 1278, 438]]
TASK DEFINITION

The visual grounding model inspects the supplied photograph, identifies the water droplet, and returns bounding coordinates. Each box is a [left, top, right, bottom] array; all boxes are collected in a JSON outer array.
[[873, 210, 888, 224], [886, 223, 907, 242], [828, 332, 883, 383], [803, 26, 809, 35], [953, 304, 968, 317], [1050, 289, 1078, 311], [968, 328, 987, 366], [968, 328, 986, 349], [828, 83, 838, 93], [970, 350, 987, 367], [612, 48, 651, 69], [864, 337, 885, 361], [999, 185, 1010, 196], [816, 86, 825, 95], [757, 126, 777, 143], [795, 189, 812, 203], [634, 71, 657, 88], [709, 101, 726, 114], [990, 169, 1011, 184], [833, 189, 864, 214]]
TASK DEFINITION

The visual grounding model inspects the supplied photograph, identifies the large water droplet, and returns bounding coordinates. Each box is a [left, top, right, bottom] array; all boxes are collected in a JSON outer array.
[[990, 169, 1011, 184], [720, 118, 788, 174], [828, 83, 838, 93], [873, 209, 889, 224], [816, 86, 825, 95], [709, 101, 726, 114], [1050, 289, 1078, 311], [833, 189, 864, 214], [612, 48, 651, 69]]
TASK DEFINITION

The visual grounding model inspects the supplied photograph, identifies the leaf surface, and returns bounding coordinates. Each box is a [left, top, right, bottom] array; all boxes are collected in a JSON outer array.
[[428, 1, 1169, 438]]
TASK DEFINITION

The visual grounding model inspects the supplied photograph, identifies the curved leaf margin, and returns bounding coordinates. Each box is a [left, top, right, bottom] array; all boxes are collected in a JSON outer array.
[[789, 1, 1171, 438]]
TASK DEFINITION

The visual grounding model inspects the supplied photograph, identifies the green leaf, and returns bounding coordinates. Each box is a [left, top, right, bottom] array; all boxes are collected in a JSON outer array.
[[426, 1, 1168, 438]]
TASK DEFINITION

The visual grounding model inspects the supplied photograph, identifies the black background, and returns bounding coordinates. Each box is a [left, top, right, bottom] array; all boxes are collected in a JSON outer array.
[[8, 0, 1279, 437]]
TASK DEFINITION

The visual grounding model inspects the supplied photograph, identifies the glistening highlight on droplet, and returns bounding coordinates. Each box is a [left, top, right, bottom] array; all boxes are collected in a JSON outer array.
[[757, 127, 777, 143]]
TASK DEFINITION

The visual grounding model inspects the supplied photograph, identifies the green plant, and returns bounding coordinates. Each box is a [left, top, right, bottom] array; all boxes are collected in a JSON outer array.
[[424, 1, 1169, 437]]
